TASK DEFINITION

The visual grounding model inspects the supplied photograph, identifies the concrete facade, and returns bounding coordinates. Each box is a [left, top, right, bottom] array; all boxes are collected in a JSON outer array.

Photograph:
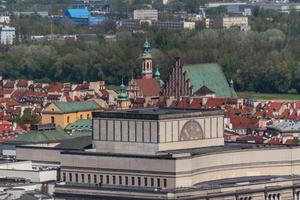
[[92, 108, 224, 155], [54, 108, 300, 199]]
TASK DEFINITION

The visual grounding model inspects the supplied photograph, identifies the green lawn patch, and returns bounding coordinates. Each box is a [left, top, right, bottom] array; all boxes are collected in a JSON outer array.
[[237, 92, 300, 100]]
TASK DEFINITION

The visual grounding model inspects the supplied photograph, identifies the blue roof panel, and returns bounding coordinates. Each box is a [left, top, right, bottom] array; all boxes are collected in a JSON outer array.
[[66, 8, 90, 18]]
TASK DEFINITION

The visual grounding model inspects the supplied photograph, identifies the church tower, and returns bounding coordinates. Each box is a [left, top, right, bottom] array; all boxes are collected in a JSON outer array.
[[141, 40, 153, 79], [117, 80, 130, 109]]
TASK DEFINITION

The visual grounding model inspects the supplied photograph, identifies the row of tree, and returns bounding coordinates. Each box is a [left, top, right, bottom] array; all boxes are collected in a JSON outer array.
[[1, 8, 300, 93]]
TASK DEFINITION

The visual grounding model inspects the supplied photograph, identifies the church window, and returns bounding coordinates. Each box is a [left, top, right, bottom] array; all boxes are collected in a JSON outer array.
[[125, 176, 129, 185], [131, 177, 135, 185], [144, 177, 148, 186], [151, 178, 154, 187], [106, 175, 109, 184], [119, 176, 122, 185], [138, 177, 141, 186]]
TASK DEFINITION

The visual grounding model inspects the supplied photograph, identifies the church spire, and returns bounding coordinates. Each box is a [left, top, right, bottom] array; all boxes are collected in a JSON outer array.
[[141, 40, 153, 79], [117, 78, 128, 101], [155, 65, 164, 87]]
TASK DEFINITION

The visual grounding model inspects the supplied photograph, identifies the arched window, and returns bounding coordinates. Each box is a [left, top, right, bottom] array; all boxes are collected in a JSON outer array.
[[87, 114, 90, 119], [51, 116, 55, 124], [80, 114, 83, 119], [67, 116, 70, 123]]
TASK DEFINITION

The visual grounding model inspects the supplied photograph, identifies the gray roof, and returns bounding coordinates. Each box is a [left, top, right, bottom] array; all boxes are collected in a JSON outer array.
[[56, 136, 92, 150], [267, 120, 300, 133], [92, 107, 223, 120]]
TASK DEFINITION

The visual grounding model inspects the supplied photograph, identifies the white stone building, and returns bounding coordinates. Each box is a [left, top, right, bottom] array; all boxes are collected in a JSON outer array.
[[1, 26, 15, 45]]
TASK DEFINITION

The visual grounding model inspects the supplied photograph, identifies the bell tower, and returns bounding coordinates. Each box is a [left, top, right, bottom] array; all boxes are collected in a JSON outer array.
[[142, 40, 153, 79]]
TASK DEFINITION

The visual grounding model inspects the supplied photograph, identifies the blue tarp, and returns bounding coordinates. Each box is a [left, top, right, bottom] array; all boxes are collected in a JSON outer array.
[[65, 8, 90, 18], [65, 8, 106, 26]]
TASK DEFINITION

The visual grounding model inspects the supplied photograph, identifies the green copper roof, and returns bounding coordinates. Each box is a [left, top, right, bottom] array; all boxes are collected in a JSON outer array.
[[14, 126, 72, 143], [54, 100, 101, 113], [118, 80, 128, 101], [142, 40, 152, 59], [183, 63, 237, 98], [65, 119, 92, 137], [65, 119, 92, 131], [144, 40, 151, 49], [154, 68, 160, 78]]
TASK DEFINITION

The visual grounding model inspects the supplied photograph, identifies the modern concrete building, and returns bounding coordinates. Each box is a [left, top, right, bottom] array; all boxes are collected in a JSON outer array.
[[133, 9, 158, 21], [213, 16, 250, 31], [0, 26, 15, 45], [53, 107, 300, 199]]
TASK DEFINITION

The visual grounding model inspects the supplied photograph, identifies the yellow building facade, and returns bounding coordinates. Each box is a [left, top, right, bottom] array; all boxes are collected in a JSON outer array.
[[42, 100, 103, 128]]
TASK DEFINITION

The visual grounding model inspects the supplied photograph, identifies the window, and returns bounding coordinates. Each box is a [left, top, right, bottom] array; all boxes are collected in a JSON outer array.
[[163, 179, 167, 188], [113, 176, 116, 184], [75, 174, 78, 183], [100, 175, 103, 183], [80, 114, 83, 119], [81, 174, 85, 183], [125, 176, 129, 185], [94, 175, 97, 183], [67, 116, 70, 123], [69, 173, 72, 182], [106, 175, 109, 184], [151, 178, 154, 187], [62, 173, 66, 182], [144, 178, 148, 186], [87, 174, 91, 184], [51, 116, 55, 123], [138, 177, 141, 186], [87, 114, 90, 119], [131, 177, 135, 185], [119, 176, 122, 185], [157, 178, 161, 187]]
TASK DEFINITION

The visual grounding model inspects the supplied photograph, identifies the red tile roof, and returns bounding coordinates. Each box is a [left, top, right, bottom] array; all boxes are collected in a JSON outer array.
[[230, 116, 259, 129], [134, 78, 160, 97], [237, 135, 264, 143], [268, 137, 280, 144], [99, 90, 109, 98], [267, 102, 282, 111], [189, 98, 202, 109], [16, 80, 28, 87], [3, 81, 15, 89], [48, 83, 64, 93]]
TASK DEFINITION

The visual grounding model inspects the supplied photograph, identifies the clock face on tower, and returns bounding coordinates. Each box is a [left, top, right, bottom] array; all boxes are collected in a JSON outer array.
[[180, 120, 204, 141]]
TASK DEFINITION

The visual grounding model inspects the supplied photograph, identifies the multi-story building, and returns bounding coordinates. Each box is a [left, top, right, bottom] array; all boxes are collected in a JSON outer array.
[[213, 15, 249, 31], [41, 100, 103, 128], [0, 26, 15, 45], [120, 20, 195, 31], [0, 15, 10, 24], [133, 9, 158, 21], [52, 107, 300, 199]]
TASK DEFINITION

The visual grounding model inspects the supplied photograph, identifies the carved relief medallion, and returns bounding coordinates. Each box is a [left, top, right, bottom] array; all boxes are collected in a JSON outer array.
[[180, 120, 204, 141]]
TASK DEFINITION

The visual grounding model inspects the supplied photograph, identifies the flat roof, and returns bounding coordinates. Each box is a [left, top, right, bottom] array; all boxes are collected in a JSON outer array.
[[60, 142, 299, 160], [92, 107, 224, 120], [161, 142, 300, 158]]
